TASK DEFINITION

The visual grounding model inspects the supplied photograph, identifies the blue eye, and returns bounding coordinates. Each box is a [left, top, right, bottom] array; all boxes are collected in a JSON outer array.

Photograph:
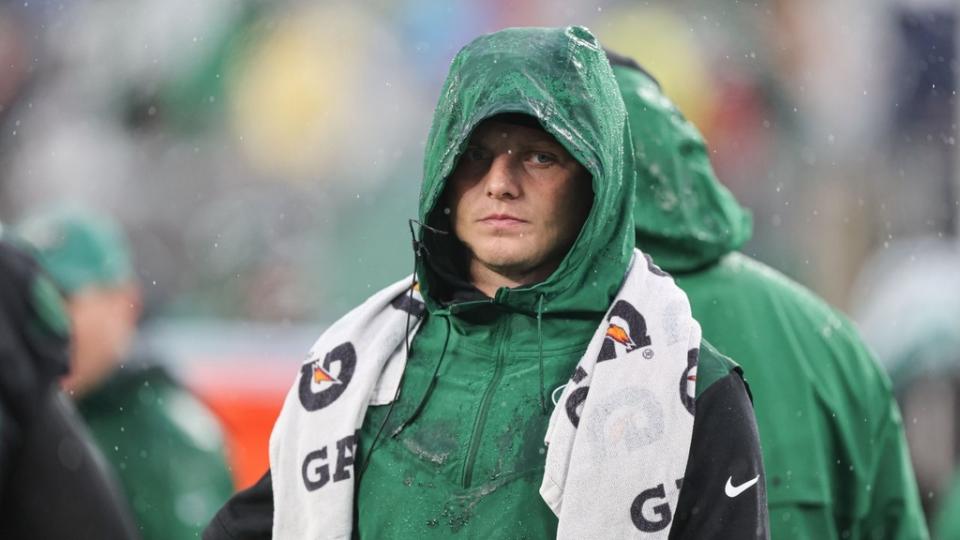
[[531, 152, 555, 164]]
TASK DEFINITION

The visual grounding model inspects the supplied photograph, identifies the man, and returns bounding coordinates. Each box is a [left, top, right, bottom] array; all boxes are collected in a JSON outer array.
[[16, 207, 235, 540], [607, 51, 929, 539], [207, 27, 767, 539], [0, 231, 139, 539]]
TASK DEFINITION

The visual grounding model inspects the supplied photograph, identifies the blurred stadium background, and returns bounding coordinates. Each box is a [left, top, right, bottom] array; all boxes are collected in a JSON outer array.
[[1, 0, 958, 525]]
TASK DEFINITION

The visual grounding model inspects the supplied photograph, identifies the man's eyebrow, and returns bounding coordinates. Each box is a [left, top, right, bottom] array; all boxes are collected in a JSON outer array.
[[521, 134, 566, 148]]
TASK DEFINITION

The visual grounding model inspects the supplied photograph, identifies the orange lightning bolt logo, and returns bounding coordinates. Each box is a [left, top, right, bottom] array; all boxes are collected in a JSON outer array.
[[606, 324, 638, 351], [312, 362, 341, 385]]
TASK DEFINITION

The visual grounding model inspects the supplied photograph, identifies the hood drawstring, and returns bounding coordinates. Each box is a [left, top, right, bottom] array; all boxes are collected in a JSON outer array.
[[537, 294, 547, 415], [388, 220, 452, 437], [359, 219, 442, 479], [390, 313, 450, 437]]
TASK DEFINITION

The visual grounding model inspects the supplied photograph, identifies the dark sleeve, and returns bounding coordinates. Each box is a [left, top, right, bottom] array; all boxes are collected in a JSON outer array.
[[0, 240, 138, 539], [669, 370, 769, 539], [204, 469, 274, 540], [0, 388, 141, 540]]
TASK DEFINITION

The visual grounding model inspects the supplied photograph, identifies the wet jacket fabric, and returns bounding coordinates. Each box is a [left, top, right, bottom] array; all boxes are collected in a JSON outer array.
[[613, 59, 928, 539], [79, 361, 235, 540], [0, 238, 140, 539], [205, 27, 766, 539], [935, 471, 960, 539]]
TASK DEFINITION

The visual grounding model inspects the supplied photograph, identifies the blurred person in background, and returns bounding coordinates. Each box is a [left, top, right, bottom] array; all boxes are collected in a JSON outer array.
[[16, 207, 235, 540], [0, 230, 140, 539], [207, 26, 766, 539], [608, 51, 928, 539]]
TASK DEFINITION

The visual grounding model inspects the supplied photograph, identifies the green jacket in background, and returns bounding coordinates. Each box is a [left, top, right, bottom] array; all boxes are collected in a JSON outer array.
[[79, 362, 235, 540], [935, 472, 960, 539], [612, 58, 929, 539]]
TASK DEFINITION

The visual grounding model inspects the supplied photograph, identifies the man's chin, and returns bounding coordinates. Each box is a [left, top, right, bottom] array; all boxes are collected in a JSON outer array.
[[473, 246, 530, 271], [475, 253, 546, 279]]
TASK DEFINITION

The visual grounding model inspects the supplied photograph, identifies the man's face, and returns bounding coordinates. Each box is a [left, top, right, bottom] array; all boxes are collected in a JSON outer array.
[[62, 284, 140, 397], [446, 118, 593, 287]]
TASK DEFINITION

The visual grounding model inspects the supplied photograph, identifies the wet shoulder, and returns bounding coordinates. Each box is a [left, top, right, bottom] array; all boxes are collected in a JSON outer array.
[[694, 339, 740, 399], [707, 252, 890, 395], [710, 252, 840, 318]]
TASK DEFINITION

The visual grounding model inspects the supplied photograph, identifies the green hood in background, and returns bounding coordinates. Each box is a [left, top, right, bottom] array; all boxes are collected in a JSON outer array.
[[417, 26, 635, 314], [612, 63, 751, 273], [611, 57, 928, 539]]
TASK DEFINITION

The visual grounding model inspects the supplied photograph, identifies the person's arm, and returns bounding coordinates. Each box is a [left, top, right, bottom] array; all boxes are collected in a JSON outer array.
[[669, 361, 769, 539], [204, 470, 274, 540]]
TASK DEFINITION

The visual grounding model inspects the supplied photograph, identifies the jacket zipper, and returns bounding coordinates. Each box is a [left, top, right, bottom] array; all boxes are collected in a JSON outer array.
[[461, 314, 509, 488]]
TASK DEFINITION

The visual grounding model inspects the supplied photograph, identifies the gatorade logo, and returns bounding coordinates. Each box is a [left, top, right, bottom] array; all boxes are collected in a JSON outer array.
[[298, 342, 356, 411], [598, 300, 652, 362]]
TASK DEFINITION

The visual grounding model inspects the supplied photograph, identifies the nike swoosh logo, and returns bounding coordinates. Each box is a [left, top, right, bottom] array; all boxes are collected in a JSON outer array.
[[724, 475, 759, 498]]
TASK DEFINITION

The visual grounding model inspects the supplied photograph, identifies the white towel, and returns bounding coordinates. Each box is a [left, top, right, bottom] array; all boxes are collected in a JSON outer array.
[[270, 276, 423, 540], [541, 251, 699, 539], [269, 249, 699, 539]]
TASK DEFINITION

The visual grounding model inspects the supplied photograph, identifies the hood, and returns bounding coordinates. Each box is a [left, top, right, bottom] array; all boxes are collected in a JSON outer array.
[[416, 26, 635, 315], [612, 60, 752, 273]]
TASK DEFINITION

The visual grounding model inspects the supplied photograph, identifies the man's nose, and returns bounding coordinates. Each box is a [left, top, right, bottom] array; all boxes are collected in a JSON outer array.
[[484, 154, 521, 199]]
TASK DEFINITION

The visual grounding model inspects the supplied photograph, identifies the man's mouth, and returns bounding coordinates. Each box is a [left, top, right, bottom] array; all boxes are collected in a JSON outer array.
[[480, 213, 527, 227]]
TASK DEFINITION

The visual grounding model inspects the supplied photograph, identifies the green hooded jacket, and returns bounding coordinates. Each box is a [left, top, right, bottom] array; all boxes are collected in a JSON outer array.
[[203, 27, 767, 540], [612, 56, 928, 539], [352, 27, 764, 539], [355, 27, 640, 537]]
